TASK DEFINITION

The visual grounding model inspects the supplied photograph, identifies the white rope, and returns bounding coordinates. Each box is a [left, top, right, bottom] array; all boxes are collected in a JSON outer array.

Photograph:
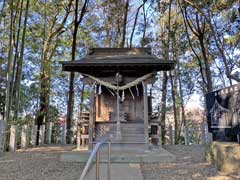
[[135, 85, 139, 96], [106, 87, 115, 96], [82, 73, 154, 91], [92, 81, 96, 92], [98, 84, 102, 95], [121, 90, 125, 101], [129, 87, 135, 100]]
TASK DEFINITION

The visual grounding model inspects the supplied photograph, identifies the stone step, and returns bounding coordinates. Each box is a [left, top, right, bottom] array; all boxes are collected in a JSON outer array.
[[122, 132, 144, 136], [60, 147, 176, 163], [121, 138, 145, 142], [96, 131, 144, 138], [120, 125, 144, 128], [95, 137, 145, 143], [121, 128, 144, 131]]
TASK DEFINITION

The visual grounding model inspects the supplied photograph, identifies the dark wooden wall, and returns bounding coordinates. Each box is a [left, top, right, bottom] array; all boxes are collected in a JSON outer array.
[[95, 85, 144, 122]]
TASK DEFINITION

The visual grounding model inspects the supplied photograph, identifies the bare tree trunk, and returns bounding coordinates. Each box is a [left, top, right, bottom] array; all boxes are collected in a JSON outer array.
[[130, 3, 144, 48], [36, 1, 73, 145], [13, 0, 29, 122], [179, 3, 208, 89], [159, 0, 172, 145], [120, 0, 129, 48], [4, 0, 15, 122], [0, 0, 5, 26], [8, 0, 24, 123], [10, 0, 24, 121], [141, 3, 147, 47], [178, 70, 186, 127], [176, 63, 187, 140], [160, 72, 168, 144], [183, 7, 213, 92], [66, 0, 89, 143], [170, 70, 178, 144]]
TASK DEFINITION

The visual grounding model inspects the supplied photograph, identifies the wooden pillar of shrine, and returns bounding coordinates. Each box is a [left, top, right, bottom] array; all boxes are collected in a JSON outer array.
[[143, 82, 149, 149], [116, 73, 122, 141], [88, 89, 95, 149]]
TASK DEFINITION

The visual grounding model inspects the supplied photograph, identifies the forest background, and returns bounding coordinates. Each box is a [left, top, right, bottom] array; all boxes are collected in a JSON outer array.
[[0, 0, 239, 143]]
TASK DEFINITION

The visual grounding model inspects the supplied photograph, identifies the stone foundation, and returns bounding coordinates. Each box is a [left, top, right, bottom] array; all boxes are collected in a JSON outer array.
[[206, 141, 240, 174]]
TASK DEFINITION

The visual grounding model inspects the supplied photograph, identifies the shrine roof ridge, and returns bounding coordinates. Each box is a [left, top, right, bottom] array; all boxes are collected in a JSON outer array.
[[60, 48, 175, 76]]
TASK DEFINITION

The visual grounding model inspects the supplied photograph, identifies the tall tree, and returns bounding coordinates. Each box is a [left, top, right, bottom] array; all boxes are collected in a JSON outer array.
[[66, 0, 89, 143], [0, 0, 6, 26], [159, 0, 172, 144], [4, 0, 15, 122], [120, 0, 129, 48], [36, 0, 73, 145], [184, 8, 213, 92], [130, 2, 145, 48], [182, 0, 240, 83], [13, 0, 30, 122]]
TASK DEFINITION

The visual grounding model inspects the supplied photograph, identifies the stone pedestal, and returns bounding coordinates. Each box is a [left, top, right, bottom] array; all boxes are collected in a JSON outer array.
[[61, 124, 66, 145], [9, 125, 17, 152], [200, 123, 206, 145], [207, 133, 213, 144], [184, 126, 190, 145], [169, 124, 173, 145], [0, 120, 6, 157], [21, 125, 29, 148], [77, 125, 81, 149], [46, 122, 52, 144], [31, 125, 38, 146], [157, 125, 162, 146], [39, 125, 45, 145]]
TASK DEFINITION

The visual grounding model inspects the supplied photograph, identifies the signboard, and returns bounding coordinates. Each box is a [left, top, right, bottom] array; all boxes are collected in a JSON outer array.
[[206, 84, 240, 142]]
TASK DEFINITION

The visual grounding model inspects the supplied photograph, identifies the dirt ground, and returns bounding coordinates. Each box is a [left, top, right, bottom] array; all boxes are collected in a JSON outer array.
[[0, 145, 83, 180], [0, 145, 239, 180], [141, 145, 240, 180]]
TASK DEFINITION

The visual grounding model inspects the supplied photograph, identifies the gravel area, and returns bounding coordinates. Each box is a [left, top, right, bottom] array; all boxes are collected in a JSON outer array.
[[141, 145, 240, 180], [0, 145, 239, 180], [0, 145, 83, 180]]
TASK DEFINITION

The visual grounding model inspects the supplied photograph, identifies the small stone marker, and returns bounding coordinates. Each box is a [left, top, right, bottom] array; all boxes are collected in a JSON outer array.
[[39, 125, 45, 145], [169, 124, 173, 145], [31, 125, 38, 146], [77, 125, 81, 149], [46, 122, 52, 144], [207, 133, 213, 143], [21, 125, 29, 148], [9, 125, 17, 152], [157, 125, 162, 146], [200, 123, 206, 145], [61, 123, 66, 145], [185, 125, 190, 145], [0, 120, 6, 157]]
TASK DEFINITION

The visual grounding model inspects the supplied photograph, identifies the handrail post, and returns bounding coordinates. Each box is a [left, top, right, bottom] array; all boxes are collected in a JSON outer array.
[[96, 150, 100, 180], [108, 142, 111, 180], [79, 140, 111, 180]]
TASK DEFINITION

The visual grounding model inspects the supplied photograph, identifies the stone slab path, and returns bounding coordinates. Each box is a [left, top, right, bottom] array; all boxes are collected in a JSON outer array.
[[84, 163, 144, 180]]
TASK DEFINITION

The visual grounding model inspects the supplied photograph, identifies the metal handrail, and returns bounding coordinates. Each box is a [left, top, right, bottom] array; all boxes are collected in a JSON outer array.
[[79, 139, 111, 180]]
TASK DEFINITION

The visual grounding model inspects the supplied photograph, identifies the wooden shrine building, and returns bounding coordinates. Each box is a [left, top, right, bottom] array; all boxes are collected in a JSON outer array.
[[61, 48, 175, 149]]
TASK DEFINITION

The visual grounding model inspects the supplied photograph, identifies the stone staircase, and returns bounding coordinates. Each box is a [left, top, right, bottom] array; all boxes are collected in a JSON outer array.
[[95, 122, 145, 143]]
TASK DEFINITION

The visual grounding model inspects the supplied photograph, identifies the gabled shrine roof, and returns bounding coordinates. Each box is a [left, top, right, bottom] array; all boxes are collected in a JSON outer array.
[[61, 48, 175, 77]]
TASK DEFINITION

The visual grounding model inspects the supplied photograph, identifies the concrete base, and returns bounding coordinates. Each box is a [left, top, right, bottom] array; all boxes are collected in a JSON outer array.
[[60, 146, 176, 163]]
